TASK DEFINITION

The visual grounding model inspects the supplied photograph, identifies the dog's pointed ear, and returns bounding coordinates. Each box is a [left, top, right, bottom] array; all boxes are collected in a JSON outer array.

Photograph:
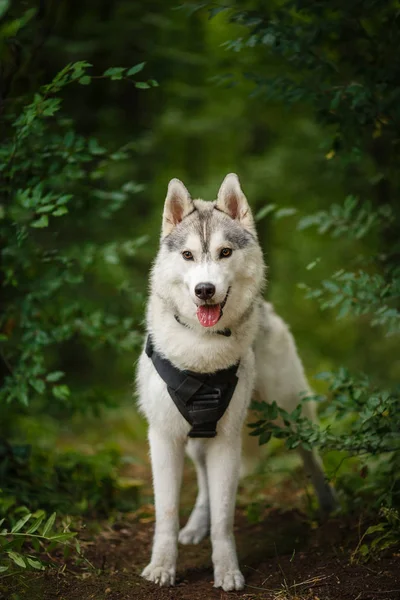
[[162, 178, 194, 237], [216, 173, 255, 233]]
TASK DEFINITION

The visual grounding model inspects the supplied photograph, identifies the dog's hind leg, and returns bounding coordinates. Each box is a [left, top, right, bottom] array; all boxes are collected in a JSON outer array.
[[179, 439, 210, 545], [294, 399, 338, 514], [254, 301, 338, 514], [298, 446, 337, 513]]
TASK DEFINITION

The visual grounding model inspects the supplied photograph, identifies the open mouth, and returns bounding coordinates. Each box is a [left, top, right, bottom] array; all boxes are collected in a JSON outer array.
[[196, 287, 231, 328]]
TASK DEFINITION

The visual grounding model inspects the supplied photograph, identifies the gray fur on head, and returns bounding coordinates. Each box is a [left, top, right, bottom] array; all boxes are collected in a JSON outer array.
[[164, 199, 255, 254], [162, 174, 257, 253]]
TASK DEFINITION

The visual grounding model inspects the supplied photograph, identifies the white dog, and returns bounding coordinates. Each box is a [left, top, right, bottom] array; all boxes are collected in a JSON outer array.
[[137, 174, 336, 592]]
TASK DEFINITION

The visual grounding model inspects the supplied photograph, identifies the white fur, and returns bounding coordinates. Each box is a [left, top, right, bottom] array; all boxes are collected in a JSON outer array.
[[137, 174, 336, 592]]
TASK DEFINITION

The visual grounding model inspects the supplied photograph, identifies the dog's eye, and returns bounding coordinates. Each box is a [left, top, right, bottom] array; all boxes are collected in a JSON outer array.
[[220, 248, 233, 259], [182, 250, 194, 261]]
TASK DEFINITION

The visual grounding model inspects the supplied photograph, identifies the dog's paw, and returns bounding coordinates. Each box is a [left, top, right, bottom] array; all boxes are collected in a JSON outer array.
[[141, 563, 175, 587], [214, 568, 245, 591], [179, 523, 208, 545]]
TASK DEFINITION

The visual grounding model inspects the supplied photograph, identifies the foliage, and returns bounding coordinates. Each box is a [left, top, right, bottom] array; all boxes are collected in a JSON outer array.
[[250, 372, 399, 456], [0, 4, 150, 572], [298, 195, 399, 333], [0, 59, 151, 418], [0, 510, 76, 573], [187, 0, 400, 514], [0, 442, 140, 517], [351, 507, 400, 563], [249, 377, 400, 509]]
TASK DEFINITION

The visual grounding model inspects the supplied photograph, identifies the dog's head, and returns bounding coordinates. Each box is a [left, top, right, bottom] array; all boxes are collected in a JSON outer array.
[[152, 174, 265, 331]]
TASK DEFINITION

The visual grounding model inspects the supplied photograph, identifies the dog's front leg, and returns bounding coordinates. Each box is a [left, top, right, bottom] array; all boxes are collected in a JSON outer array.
[[141, 427, 184, 586], [207, 435, 244, 592]]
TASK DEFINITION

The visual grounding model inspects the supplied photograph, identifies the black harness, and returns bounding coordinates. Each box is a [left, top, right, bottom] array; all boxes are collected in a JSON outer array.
[[145, 336, 239, 438]]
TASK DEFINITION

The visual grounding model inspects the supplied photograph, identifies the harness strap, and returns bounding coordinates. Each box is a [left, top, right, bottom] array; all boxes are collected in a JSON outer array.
[[145, 336, 239, 438]]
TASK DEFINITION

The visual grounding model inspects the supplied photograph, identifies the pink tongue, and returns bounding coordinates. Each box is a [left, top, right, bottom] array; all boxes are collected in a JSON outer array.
[[197, 304, 221, 328]]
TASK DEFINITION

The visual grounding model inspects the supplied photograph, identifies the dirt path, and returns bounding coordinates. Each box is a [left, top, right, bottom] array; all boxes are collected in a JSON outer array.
[[2, 505, 399, 600]]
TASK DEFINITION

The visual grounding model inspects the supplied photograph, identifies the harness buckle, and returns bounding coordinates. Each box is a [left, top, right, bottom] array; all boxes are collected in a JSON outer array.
[[188, 428, 217, 438], [193, 388, 221, 402]]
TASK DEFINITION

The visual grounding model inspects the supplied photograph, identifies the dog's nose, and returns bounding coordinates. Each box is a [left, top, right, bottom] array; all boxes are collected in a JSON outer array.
[[195, 282, 216, 300]]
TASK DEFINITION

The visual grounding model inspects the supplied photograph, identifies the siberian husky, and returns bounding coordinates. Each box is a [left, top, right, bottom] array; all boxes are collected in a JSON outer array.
[[137, 174, 336, 592]]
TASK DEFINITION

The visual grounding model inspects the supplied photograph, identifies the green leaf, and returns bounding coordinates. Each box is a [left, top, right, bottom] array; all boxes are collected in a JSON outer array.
[[52, 385, 70, 400], [330, 89, 342, 110], [0, 566, 8, 573], [42, 98, 61, 117], [0, 0, 10, 20], [30, 379, 45, 394], [268, 402, 279, 420], [255, 204, 276, 222], [7, 552, 26, 568], [365, 524, 386, 536], [110, 152, 128, 161], [56, 195, 72, 205], [127, 62, 146, 76], [36, 204, 55, 214], [135, 81, 150, 89], [79, 76, 91, 85], [42, 512, 56, 537], [30, 215, 48, 228], [249, 427, 266, 437], [88, 138, 107, 155], [306, 258, 321, 270], [11, 513, 32, 534], [52, 207, 68, 217], [247, 419, 266, 429], [291, 404, 302, 420], [26, 557, 45, 570], [103, 67, 125, 80], [209, 6, 228, 18], [46, 371, 65, 382], [275, 207, 297, 219], [259, 431, 272, 445], [26, 514, 45, 535], [0, 8, 35, 39]]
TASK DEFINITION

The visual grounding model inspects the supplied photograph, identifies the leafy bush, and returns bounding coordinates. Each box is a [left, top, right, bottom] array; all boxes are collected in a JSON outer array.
[[185, 0, 400, 513], [0, 51, 149, 568], [0, 510, 76, 573], [0, 60, 154, 420], [0, 442, 140, 517], [351, 507, 400, 562]]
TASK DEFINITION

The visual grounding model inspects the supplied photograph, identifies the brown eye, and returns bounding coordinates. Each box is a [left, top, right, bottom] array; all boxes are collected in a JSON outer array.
[[182, 250, 194, 261], [220, 248, 232, 259]]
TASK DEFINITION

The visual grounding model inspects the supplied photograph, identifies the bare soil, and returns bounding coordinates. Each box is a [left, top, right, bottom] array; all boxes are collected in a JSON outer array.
[[2, 504, 400, 600]]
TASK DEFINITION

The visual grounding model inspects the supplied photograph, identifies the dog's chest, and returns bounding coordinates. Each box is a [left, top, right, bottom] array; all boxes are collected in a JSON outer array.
[[137, 345, 256, 438]]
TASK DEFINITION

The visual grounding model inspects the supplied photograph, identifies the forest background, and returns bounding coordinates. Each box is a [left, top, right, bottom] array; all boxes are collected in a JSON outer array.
[[0, 0, 399, 595]]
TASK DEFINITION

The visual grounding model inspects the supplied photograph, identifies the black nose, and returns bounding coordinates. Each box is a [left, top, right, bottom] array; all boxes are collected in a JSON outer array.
[[195, 282, 216, 300]]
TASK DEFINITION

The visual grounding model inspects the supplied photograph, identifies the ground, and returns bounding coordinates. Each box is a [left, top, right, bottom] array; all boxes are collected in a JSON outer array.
[[2, 456, 399, 600]]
